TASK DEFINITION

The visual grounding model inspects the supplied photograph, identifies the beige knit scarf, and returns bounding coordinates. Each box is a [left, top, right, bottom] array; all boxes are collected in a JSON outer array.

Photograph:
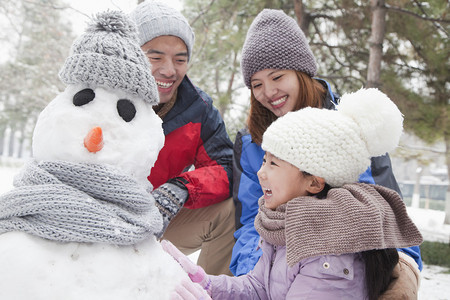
[[254, 183, 423, 267], [254, 200, 287, 246]]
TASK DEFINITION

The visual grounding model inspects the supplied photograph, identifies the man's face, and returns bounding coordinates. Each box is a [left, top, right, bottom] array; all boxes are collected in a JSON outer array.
[[141, 36, 189, 104]]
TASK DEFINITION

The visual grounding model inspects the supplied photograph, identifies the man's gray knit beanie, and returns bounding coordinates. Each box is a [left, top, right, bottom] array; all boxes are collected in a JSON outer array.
[[59, 10, 159, 105], [241, 9, 317, 88], [130, 1, 195, 60]]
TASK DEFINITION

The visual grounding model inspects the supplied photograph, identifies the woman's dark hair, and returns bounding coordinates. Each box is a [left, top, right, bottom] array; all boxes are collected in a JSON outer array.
[[247, 71, 326, 144], [362, 249, 399, 300]]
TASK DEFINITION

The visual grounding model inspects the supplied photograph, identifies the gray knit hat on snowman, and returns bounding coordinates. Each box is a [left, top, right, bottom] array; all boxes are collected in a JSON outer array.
[[241, 9, 317, 88], [59, 10, 159, 105], [261, 88, 403, 187], [130, 0, 195, 60]]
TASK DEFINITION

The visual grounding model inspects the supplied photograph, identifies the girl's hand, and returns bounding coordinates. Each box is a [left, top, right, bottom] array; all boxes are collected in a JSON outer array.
[[161, 240, 212, 295], [171, 279, 212, 300]]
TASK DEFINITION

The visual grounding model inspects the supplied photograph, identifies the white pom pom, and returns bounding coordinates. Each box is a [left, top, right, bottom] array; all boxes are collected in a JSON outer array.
[[337, 88, 403, 157]]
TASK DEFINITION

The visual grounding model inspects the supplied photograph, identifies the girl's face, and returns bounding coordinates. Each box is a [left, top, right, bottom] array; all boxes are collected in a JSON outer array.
[[250, 69, 300, 117], [257, 152, 312, 210]]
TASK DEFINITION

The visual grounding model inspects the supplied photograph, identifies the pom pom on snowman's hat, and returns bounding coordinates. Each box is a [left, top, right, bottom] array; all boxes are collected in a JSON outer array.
[[261, 88, 403, 187], [59, 10, 159, 105]]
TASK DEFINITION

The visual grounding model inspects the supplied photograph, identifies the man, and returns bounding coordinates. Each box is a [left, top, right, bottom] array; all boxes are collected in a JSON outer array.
[[130, 1, 235, 275]]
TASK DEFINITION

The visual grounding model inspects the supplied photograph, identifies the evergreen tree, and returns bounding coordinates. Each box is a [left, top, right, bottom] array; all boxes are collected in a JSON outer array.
[[0, 0, 75, 157], [183, 0, 449, 221]]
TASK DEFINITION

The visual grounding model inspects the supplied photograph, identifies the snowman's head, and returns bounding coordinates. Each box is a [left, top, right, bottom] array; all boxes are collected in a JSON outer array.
[[32, 11, 163, 188], [32, 84, 164, 188]]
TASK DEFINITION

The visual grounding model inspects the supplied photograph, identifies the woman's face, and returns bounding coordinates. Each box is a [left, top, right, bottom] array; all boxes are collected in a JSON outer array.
[[257, 152, 312, 210], [250, 69, 300, 117]]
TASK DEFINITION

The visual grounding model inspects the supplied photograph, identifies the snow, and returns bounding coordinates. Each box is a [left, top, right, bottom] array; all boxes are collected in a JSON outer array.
[[1, 161, 449, 299], [0, 231, 187, 300], [407, 207, 450, 244]]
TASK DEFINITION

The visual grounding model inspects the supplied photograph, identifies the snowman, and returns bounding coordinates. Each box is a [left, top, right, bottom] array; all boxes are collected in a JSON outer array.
[[0, 11, 191, 300]]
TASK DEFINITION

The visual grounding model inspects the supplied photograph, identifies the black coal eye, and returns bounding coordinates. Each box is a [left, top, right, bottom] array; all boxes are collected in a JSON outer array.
[[73, 89, 95, 106], [117, 99, 136, 122]]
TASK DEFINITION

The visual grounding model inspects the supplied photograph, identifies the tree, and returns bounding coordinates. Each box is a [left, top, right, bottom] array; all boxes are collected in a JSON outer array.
[[183, 0, 449, 220], [297, 0, 450, 221], [182, 0, 255, 138], [288, 0, 450, 221], [0, 0, 75, 158], [367, 0, 387, 88], [379, 0, 449, 222]]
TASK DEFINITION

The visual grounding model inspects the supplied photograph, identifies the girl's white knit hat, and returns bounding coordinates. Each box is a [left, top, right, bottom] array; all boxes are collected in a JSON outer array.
[[261, 88, 403, 187]]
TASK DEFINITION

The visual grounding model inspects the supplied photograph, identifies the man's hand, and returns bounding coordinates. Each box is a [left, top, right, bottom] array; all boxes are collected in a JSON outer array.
[[152, 182, 188, 237]]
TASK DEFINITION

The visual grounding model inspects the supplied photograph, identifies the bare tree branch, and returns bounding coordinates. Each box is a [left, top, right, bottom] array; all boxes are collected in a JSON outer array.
[[190, 0, 216, 27], [400, 144, 446, 154], [385, 3, 450, 23], [411, 0, 449, 36], [385, 2, 449, 37]]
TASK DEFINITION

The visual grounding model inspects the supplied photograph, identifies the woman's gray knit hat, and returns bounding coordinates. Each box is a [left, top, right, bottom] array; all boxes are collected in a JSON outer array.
[[59, 10, 159, 105], [241, 9, 317, 88], [130, 1, 195, 60]]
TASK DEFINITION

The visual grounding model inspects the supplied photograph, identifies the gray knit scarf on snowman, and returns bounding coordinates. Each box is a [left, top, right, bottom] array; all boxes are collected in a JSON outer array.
[[254, 183, 423, 266], [0, 160, 163, 245]]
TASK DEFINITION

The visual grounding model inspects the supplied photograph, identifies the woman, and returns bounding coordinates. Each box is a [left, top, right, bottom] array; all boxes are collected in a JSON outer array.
[[230, 8, 422, 297]]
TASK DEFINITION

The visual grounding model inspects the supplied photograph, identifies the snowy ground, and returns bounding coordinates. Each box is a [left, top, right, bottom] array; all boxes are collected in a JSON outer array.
[[1, 157, 449, 299]]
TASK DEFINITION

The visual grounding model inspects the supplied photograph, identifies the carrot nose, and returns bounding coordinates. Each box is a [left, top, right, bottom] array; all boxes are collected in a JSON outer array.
[[84, 126, 104, 153]]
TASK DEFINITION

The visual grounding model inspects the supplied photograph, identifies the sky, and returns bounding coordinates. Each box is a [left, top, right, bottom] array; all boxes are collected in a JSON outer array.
[[0, 0, 183, 63], [67, 0, 182, 35]]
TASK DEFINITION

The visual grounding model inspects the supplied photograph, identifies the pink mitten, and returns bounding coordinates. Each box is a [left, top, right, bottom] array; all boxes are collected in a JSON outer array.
[[161, 240, 212, 294], [170, 279, 212, 300]]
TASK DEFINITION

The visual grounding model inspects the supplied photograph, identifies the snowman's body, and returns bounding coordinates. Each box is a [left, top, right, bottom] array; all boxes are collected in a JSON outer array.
[[0, 232, 187, 299], [0, 67, 189, 297]]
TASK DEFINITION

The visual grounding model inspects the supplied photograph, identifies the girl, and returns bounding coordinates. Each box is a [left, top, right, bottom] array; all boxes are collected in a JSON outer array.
[[163, 88, 423, 299], [230, 9, 422, 296]]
